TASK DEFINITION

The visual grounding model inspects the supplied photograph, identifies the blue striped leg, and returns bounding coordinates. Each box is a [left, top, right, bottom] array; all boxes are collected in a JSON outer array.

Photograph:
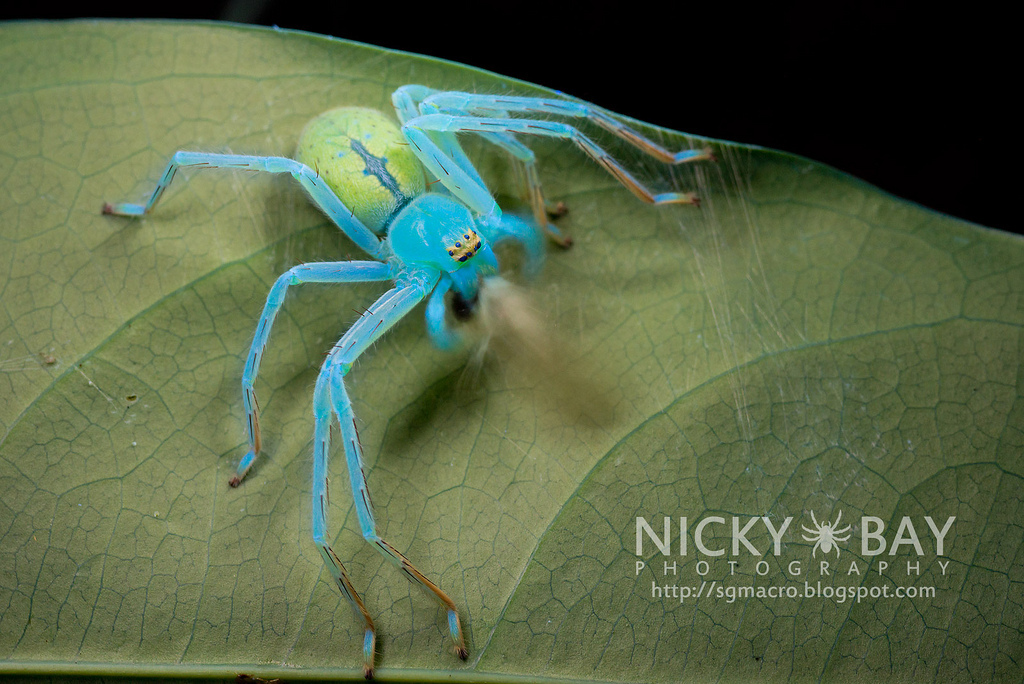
[[420, 91, 714, 165], [103, 152, 387, 259], [317, 272, 469, 666], [311, 277, 437, 678], [396, 87, 564, 221], [481, 131, 572, 246], [392, 85, 434, 125], [404, 114, 704, 211], [475, 211, 545, 278], [394, 86, 570, 246], [392, 86, 488, 199], [311, 368, 377, 678], [425, 277, 461, 351], [232, 261, 394, 487]]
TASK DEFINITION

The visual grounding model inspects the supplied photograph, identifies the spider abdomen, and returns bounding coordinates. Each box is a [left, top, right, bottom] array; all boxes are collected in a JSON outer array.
[[295, 107, 425, 234]]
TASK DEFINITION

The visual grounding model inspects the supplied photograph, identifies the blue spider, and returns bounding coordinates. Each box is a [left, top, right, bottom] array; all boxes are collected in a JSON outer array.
[[103, 84, 712, 678]]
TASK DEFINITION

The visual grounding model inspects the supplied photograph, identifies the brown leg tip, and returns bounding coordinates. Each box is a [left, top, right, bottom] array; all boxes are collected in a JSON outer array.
[[363, 665, 374, 679], [102, 203, 114, 214], [547, 200, 569, 218], [544, 225, 574, 249], [456, 646, 469, 660], [228, 476, 241, 488]]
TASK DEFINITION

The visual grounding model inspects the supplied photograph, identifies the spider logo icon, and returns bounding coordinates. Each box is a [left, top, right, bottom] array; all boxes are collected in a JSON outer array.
[[802, 510, 853, 558]]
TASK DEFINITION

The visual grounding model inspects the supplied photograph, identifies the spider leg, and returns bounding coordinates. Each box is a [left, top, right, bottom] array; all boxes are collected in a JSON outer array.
[[425, 277, 461, 351], [103, 152, 387, 259], [396, 86, 574, 246], [311, 367, 377, 678], [479, 131, 572, 247], [231, 261, 395, 487], [396, 87, 553, 220], [392, 86, 489, 195], [420, 126, 571, 247], [321, 272, 468, 663], [475, 211, 546, 277], [392, 85, 431, 125], [421, 91, 714, 165], [402, 115, 701, 217]]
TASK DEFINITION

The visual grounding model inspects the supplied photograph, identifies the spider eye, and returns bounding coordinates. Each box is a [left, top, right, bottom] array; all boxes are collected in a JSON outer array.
[[446, 229, 481, 263]]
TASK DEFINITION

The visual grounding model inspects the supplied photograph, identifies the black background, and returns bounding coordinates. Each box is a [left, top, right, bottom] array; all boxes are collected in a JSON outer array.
[[5, 2, 1015, 233]]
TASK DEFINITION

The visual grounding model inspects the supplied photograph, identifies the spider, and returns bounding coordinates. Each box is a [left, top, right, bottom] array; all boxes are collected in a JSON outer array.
[[801, 510, 853, 558], [103, 84, 713, 678]]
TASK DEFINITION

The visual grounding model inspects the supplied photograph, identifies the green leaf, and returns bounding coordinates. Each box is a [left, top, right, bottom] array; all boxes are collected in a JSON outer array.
[[2, 20, 1023, 683]]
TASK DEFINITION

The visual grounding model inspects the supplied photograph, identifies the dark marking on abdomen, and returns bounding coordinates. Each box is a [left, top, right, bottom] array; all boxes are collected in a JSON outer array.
[[351, 139, 409, 204]]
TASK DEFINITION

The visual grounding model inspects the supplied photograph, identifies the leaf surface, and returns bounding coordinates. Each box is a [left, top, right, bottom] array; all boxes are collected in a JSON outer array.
[[1, 21, 1022, 682]]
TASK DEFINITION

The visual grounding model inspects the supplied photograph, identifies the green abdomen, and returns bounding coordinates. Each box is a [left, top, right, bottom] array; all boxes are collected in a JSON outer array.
[[295, 107, 425, 234]]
